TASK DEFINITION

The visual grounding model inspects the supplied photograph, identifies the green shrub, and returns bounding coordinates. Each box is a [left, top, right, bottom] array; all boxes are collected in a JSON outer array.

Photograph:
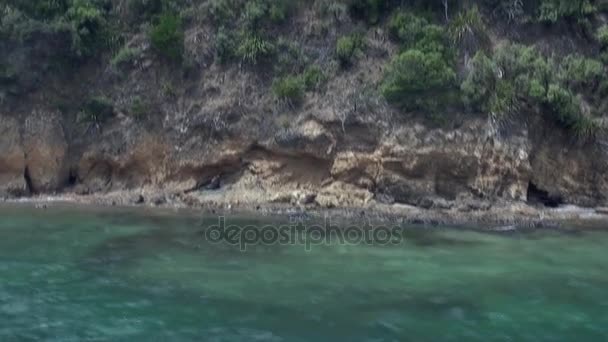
[[336, 34, 364, 66], [448, 6, 488, 53], [461, 51, 498, 111], [268, 1, 290, 23], [243, 0, 267, 29], [242, 0, 291, 29], [81, 96, 114, 123], [494, 43, 540, 76], [381, 49, 456, 112], [215, 27, 235, 63], [597, 25, 608, 64], [543, 83, 598, 137], [274, 38, 308, 75], [388, 11, 450, 57], [476, 43, 604, 136], [598, 25, 608, 47], [415, 24, 450, 56], [537, 0, 596, 23], [205, 0, 294, 66], [272, 75, 305, 104], [0, 0, 111, 58], [571, 114, 601, 139], [315, 0, 348, 22], [150, 13, 184, 62], [488, 79, 519, 116], [494, 43, 553, 96], [545, 84, 586, 124], [65, 0, 109, 57], [235, 34, 275, 64], [602, 53, 608, 66], [558, 55, 603, 90], [388, 12, 430, 47], [302, 65, 327, 91], [110, 46, 141, 67], [130, 97, 149, 119], [207, 0, 238, 24]]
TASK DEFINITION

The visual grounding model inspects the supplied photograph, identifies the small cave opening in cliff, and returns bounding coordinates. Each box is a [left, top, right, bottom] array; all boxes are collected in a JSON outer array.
[[527, 182, 562, 208], [67, 169, 78, 187], [23, 166, 35, 195]]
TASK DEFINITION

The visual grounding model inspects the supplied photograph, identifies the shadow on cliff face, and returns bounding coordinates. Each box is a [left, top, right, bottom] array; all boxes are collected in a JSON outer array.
[[526, 182, 563, 208], [23, 166, 34, 195]]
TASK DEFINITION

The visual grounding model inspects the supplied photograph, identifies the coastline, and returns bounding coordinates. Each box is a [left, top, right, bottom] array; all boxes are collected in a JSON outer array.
[[3, 190, 608, 231]]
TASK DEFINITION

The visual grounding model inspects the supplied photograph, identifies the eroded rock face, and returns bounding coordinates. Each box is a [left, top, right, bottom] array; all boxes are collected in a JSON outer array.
[[0, 115, 26, 196], [1, 105, 608, 209], [76, 131, 171, 193], [22, 109, 69, 193], [529, 129, 608, 207], [329, 120, 532, 207]]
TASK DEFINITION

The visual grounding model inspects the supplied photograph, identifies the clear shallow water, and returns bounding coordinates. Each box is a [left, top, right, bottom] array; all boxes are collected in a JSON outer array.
[[1, 205, 608, 341]]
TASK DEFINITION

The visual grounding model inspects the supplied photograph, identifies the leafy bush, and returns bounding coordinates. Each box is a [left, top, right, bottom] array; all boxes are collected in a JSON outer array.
[[494, 43, 553, 95], [130, 97, 149, 120], [543, 84, 598, 138], [598, 25, 608, 47], [215, 27, 235, 63], [150, 13, 184, 62], [81, 96, 114, 123], [487, 43, 554, 114], [415, 24, 450, 56], [66, 0, 110, 57], [537, 0, 596, 23], [242, 0, 291, 29], [243, 0, 268, 29], [466, 42, 603, 137], [545, 84, 575, 119], [448, 6, 488, 53], [597, 25, 608, 64], [336, 34, 364, 67], [381, 49, 456, 112], [236, 34, 275, 64], [388, 11, 450, 57], [204, 0, 296, 66], [485, 0, 596, 25], [272, 75, 305, 104], [207, 0, 238, 24], [461, 51, 498, 111], [302, 65, 327, 91], [110, 46, 141, 67], [0, 0, 111, 58], [274, 38, 308, 75], [489, 79, 520, 115], [558, 55, 603, 90], [388, 12, 431, 47]]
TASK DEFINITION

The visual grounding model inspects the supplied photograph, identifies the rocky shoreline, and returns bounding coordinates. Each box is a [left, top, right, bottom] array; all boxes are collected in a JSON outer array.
[[4, 188, 608, 231]]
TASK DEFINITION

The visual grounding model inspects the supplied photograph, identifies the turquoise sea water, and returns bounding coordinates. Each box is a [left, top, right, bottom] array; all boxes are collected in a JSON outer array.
[[0, 204, 608, 341]]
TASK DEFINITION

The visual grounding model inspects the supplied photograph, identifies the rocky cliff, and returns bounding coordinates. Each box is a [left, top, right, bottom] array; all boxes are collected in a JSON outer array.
[[2, 95, 607, 211], [2, 0, 608, 215]]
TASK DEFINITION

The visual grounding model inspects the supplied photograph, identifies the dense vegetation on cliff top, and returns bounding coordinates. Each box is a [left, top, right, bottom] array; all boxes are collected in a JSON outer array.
[[1, 0, 608, 139]]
